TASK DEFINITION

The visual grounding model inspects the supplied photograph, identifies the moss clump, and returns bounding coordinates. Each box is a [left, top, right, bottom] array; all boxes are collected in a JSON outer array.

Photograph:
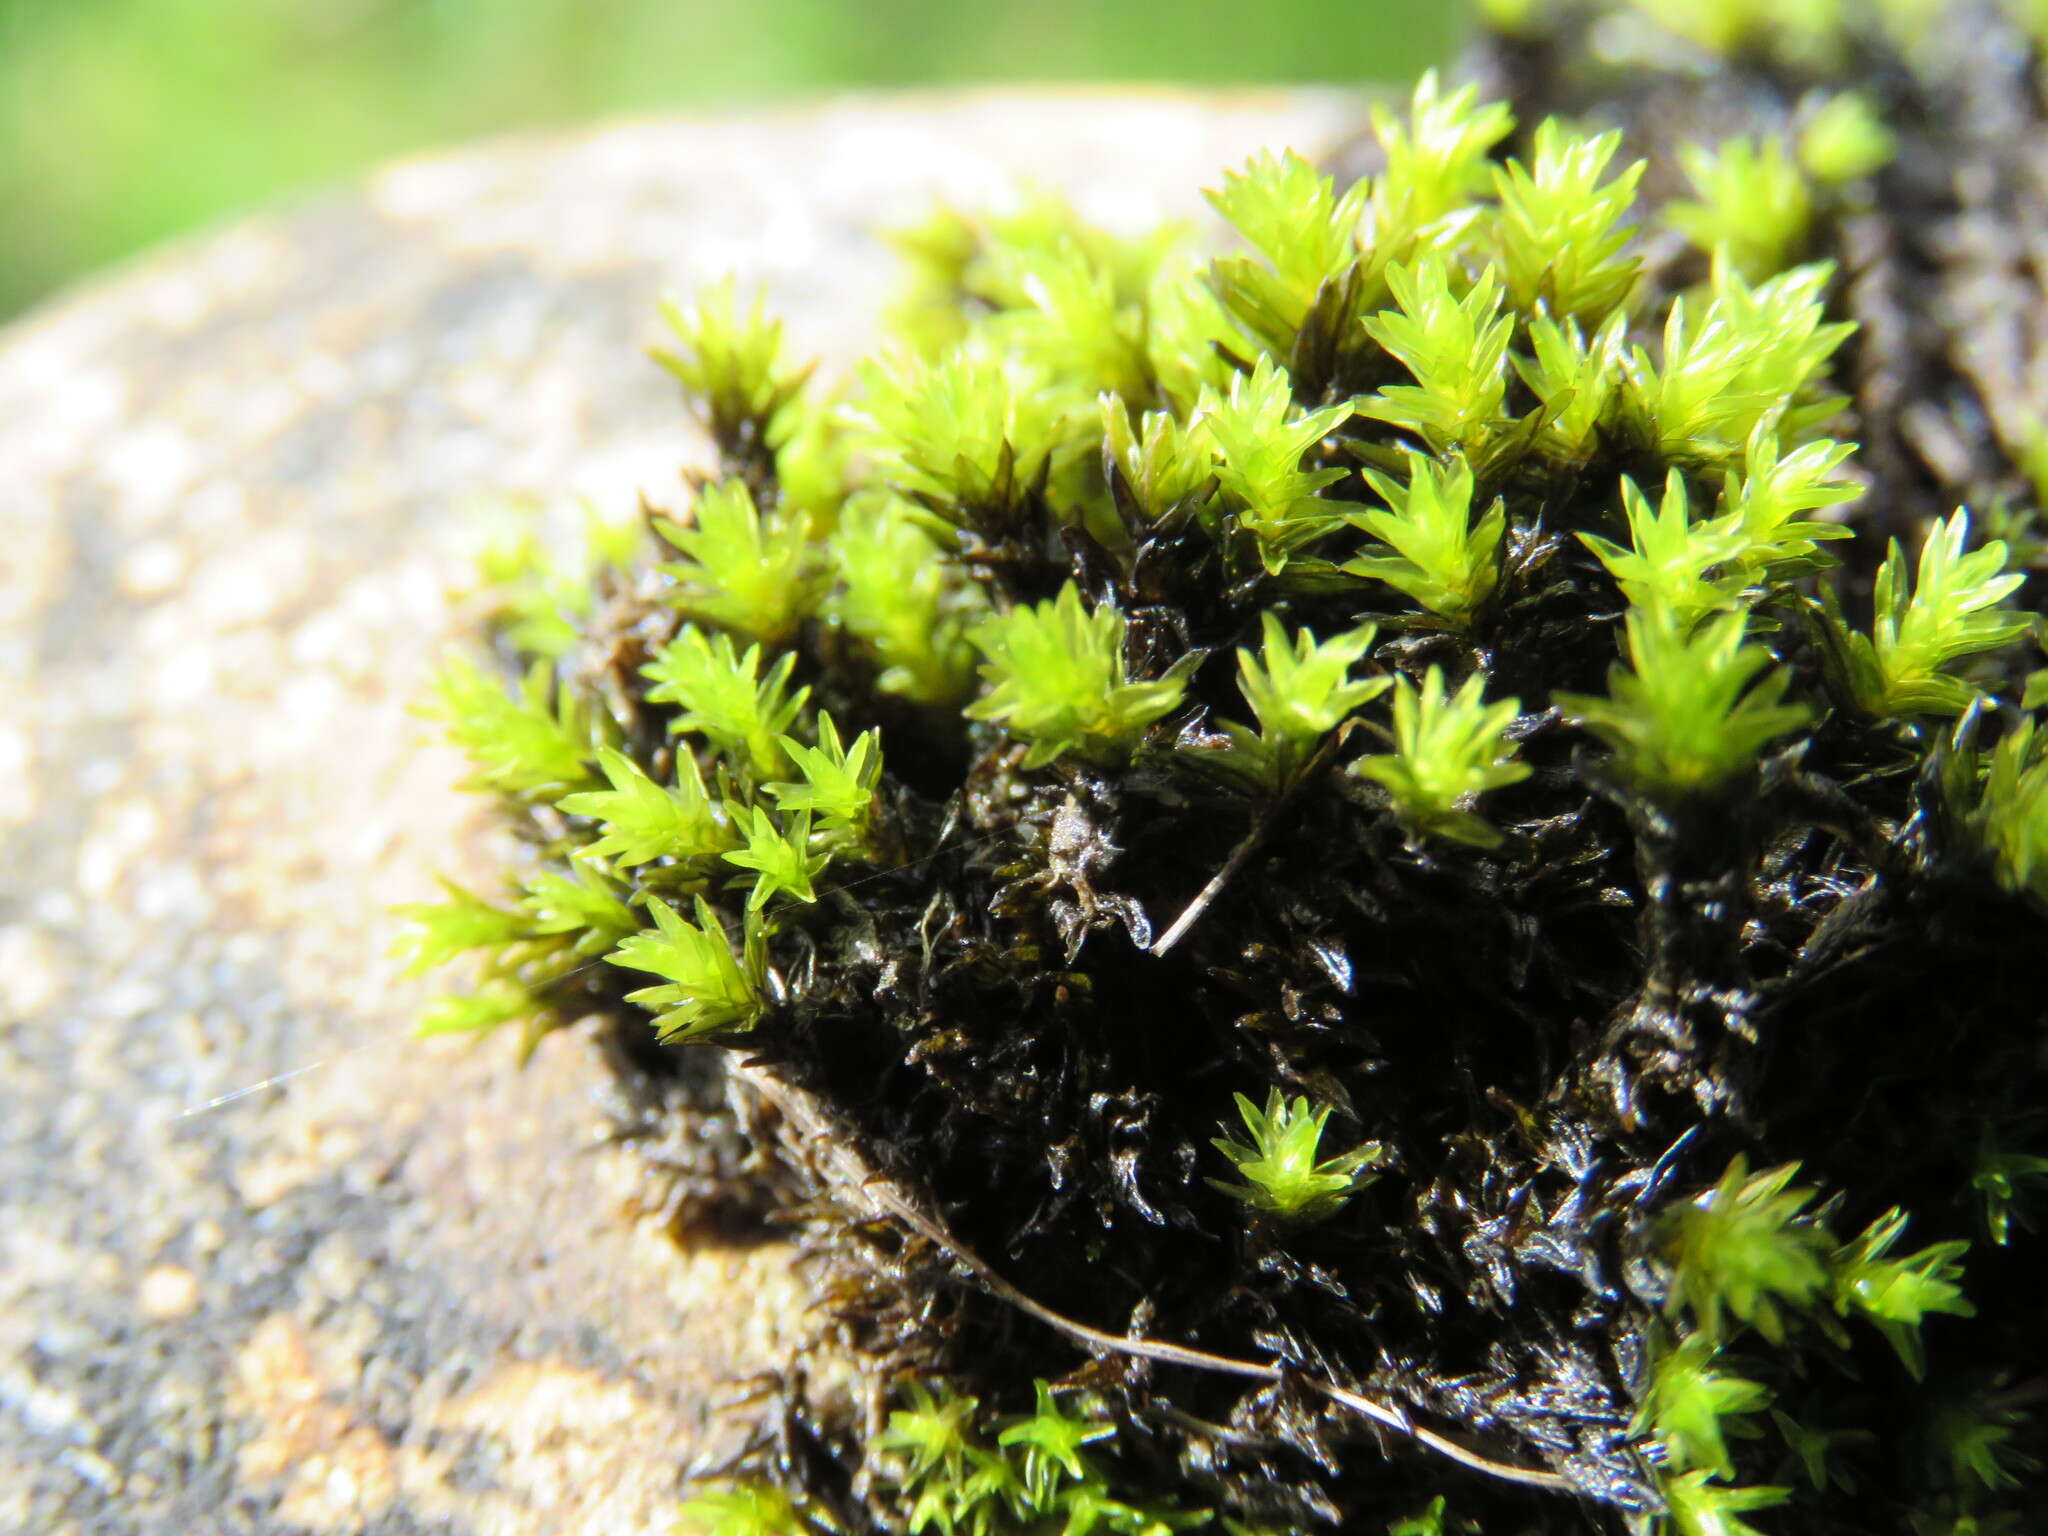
[[404, 60, 2048, 1536]]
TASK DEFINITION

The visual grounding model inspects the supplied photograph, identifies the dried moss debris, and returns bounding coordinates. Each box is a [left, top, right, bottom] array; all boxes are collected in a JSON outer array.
[[403, 62, 2048, 1536]]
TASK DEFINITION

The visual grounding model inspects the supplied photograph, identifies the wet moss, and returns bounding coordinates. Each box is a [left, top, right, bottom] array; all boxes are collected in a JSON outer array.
[[406, 31, 2048, 1536]]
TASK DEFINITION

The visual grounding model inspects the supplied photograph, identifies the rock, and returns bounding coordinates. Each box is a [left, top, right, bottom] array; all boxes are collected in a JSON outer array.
[[0, 90, 1363, 1536]]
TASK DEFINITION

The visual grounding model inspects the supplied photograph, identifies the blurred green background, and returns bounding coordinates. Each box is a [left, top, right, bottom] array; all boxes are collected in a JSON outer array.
[[0, 0, 1462, 321]]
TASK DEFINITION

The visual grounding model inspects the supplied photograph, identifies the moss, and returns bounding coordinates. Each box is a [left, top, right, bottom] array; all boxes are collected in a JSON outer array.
[[404, 46, 2048, 1536]]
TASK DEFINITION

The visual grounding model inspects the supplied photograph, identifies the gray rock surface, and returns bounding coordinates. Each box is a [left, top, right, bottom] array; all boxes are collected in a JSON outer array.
[[0, 90, 1363, 1536]]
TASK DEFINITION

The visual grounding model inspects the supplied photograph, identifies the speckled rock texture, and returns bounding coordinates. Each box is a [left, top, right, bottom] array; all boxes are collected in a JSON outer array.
[[0, 90, 1365, 1536]]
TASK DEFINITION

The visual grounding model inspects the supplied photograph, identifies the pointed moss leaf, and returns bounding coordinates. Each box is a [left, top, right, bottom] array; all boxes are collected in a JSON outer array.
[[1236, 614, 1386, 742], [1640, 1335, 1772, 1479], [675, 1484, 814, 1536], [1929, 1398, 2037, 1494], [857, 347, 1074, 536], [654, 278, 812, 465], [1359, 259, 1513, 455], [424, 654, 598, 798], [985, 237, 1154, 405], [1558, 606, 1809, 798], [995, 1383, 1115, 1510], [1578, 470, 1749, 621], [1204, 613, 1386, 792], [1347, 449, 1506, 627], [1622, 297, 1769, 466], [392, 877, 530, 977], [723, 805, 830, 912], [1208, 1088, 1383, 1223], [1209, 148, 1363, 305], [889, 192, 1183, 368], [1706, 258, 1855, 446], [1621, 260, 1852, 463], [1144, 252, 1243, 411], [1720, 431, 1857, 578], [1355, 667, 1529, 847], [642, 628, 809, 781], [1961, 715, 2048, 903], [605, 895, 764, 1042], [398, 867, 628, 1044], [1368, 70, 1514, 255], [876, 1384, 978, 1490], [416, 978, 535, 1040], [1200, 355, 1354, 574], [1833, 512, 2028, 718], [1668, 135, 1815, 282], [1829, 1208, 1974, 1379], [471, 522, 602, 661], [1658, 1469, 1790, 1536], [1515, 312, 1627, 463], [1658, 1156, 1833, 1344], [517, 862, 637, 960], [766, 713, 883, 853], [826, 493, 982, 707], [967, 584, 1185, 769], [773, 397, 854, 527], [1205, 149, 1369, 356], [1491, 119, 1644, 326], [655, 477, 822, 644], [558, 746, 734, 867], [1972, 1131, 2048, 1247], [1102, 393, 1215, 526]]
